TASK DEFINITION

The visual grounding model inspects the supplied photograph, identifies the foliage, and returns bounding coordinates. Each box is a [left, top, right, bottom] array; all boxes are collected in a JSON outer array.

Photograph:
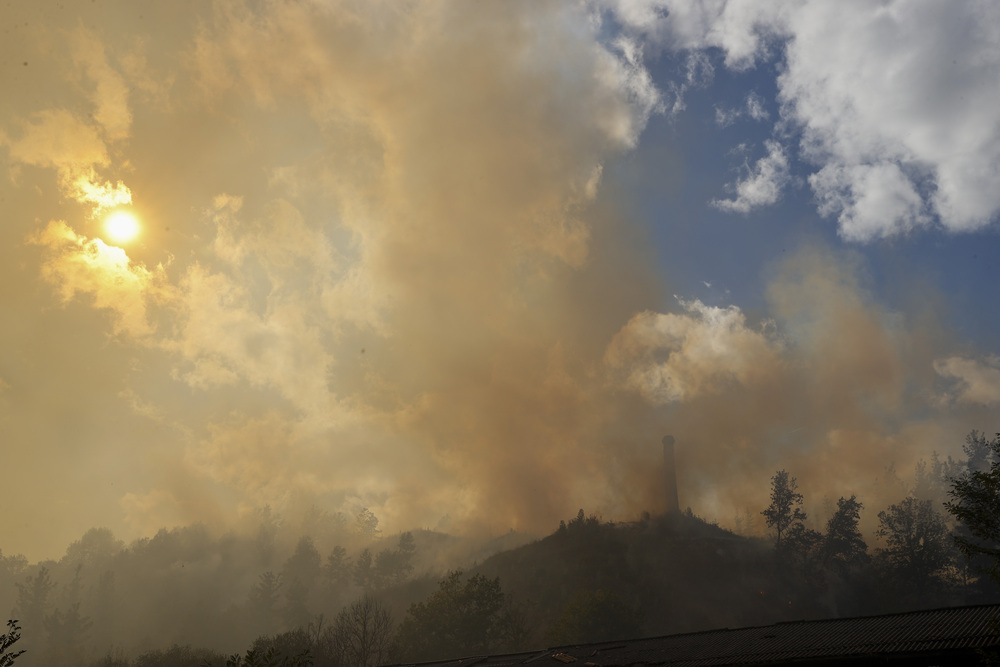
[[394, 570, 526, 662], [238, 629, 314, 667], [561, 509, 600, 533], [353, 550, 374, 591], [322, 595, 394, 667], [780, 523, 822, 564], [89, 648, 130, 667], [249, 571, 283, 621], [132, 643, 226, 666], [347, 534, 418, 593], [255, 506, 283, 568], [45, 602, 93, 658], [963, 430, 997, 474], [282, 538, 322, 629], [544, 590, 642, 645], [876, 497, 953, 578], [14, 566, 54, 629], [373, 533, 417, 590], [222, 645, 313, 667], [761, 470, 806, 545], [945, 432, 1000, 583], [354, 509, 381, 541], [822, 495, 869, 573], [283, 539, 322, 588], [777, 522, 826, 603], [324, 546, 352, 590], [0, 620, 25, 666], [64, 528, 125, 567]]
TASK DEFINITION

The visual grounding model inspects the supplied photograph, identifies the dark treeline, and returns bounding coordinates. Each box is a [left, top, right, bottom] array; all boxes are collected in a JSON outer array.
[[3, 431, 1000, 666]]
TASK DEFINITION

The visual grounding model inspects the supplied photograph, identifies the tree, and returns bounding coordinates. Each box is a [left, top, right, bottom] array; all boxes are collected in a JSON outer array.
[[353, 550, 374, 591], [545, 590, 642, 645], [874, 496, 955, 608], [324, 546, 352, 590], [45, 602, 93, 662], [249, 571, 283, 629], [282, 537, 322, 629], [323, 545, 353, 610], [0, 620, 25, 666], [222, 645, 312, 667], [394, 571, 526, 662], [133, 644, 227, 666], [373, 532, 417, 589], [63, 527, 124, 567], [566, 509, 599, 531], [761, 470, 806, 546], [397, 531, 416, 565], [963, 430, 996, 474], [241, 629, 313, 667], [354, 509, 381, 541], [945, 432, 1000, 583], [14, 567, 53, 632], [781, 523, 823, 564], [822, 495, 869, 574], [876, 497, 953, 578], [323, 595, 393, 667], [255, 506, 283, 567], [91, 570, 118, 649]]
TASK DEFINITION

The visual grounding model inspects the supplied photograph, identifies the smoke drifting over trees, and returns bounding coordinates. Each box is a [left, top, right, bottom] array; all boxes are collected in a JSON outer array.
[[2, 439, 998, 665], [2, 0, 1000, 664], [0, 0, 998, 565]]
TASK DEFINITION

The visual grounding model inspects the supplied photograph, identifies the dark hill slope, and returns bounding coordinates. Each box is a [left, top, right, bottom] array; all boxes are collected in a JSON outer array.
[[472, 514, 824, 642]]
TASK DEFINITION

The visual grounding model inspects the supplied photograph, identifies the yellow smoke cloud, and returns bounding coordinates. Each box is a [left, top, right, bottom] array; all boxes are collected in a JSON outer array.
[[0, 0, 992, 557]]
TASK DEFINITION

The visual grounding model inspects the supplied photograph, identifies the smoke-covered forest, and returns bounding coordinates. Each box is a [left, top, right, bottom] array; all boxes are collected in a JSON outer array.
[[3, 431, 998, 666], [5, 2, 1000, 665]]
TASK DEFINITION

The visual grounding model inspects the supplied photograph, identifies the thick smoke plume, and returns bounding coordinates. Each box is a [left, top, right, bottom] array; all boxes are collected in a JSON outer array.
[[0, 0, 995, 560]]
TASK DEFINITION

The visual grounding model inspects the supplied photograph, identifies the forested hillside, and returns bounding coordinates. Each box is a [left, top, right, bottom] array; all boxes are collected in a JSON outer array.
[[3, 432, 1000, 666]]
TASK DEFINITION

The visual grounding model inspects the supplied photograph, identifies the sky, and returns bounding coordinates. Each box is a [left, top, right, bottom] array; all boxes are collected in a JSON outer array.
[[1, 0, 999, 562]]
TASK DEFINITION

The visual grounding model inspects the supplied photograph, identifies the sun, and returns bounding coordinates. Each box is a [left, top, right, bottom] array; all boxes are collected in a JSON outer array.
[[104, 210, 141, 244]]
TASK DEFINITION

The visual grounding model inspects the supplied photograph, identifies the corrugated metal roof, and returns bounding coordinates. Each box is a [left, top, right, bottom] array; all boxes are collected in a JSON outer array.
[[393, 604, 1000, 667]]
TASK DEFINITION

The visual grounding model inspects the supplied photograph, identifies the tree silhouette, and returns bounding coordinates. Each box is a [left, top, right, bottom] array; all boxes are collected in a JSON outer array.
[[324, 546, 352, 589], [0, 620, 25, 666], [373, 532, 417, 589], [45, 602, 92, 662], [822, 495, 868, 574], [354, 509, 380, 540], [761, 470, 806, 546], [325, 595, 393, 667], [963, 430, 996, 473], [323, 545, 352, 609], [14, 567, 53, 633], [241, 629, 313, 666], [945, 432, 1000, 583], [394, 571, 526, 661], [255, 506, 283, 568], [877, 497, 952, 575], [248, 571, 283, 630], [545, 590, 642, 645], [353, 550, 374, 591], [282, 537, 322, 629]]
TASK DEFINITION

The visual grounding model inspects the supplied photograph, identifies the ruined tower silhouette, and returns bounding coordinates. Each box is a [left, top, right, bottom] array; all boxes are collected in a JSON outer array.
[[663, 435, 679, 514]]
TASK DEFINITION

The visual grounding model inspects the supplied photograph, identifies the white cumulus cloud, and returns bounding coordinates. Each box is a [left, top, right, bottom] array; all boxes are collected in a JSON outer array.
[[711, 139, 789, 213], [934, 356, 1000, 406], [603, 0, 1000, 240]]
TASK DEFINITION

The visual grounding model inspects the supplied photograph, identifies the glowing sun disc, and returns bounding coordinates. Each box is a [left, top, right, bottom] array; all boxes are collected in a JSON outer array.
[[105, 210, 141, 243]]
